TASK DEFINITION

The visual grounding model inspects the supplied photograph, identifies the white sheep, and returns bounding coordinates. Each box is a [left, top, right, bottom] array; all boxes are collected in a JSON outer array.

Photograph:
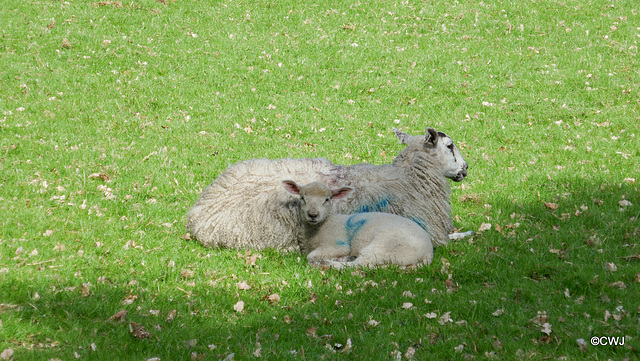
[[187, 127, 469, 251], [282, 180, 434, 268]]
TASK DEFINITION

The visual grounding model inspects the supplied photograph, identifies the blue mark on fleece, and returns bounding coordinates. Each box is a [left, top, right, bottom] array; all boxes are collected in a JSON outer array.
[[411, 217, 428, 231], [336, 214, 368, 248], [357, 196, 391, 213]]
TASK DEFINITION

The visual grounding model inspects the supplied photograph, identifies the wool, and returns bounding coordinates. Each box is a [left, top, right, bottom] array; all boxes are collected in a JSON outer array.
[[186, 128, 467, 250], [283, 180, 434, 268]]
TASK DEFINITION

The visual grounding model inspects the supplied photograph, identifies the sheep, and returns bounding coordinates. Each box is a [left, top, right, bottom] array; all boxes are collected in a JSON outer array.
[[186, 127, 469, 251], [282, 180, 434, 268]]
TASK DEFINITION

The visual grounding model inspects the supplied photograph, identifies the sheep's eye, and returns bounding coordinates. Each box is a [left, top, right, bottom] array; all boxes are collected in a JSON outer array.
[[324, 197, 330, 204], [446, 143, 454, 149]]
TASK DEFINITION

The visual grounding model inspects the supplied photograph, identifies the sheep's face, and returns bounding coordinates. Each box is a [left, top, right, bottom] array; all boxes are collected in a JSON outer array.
[[282, 181, 354, 225], [393, 127, 469, 182]]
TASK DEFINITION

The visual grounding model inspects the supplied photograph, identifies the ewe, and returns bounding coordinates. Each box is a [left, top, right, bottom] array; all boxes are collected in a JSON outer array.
[[187, 127, 469, 251], [282, 180, 433, 268]]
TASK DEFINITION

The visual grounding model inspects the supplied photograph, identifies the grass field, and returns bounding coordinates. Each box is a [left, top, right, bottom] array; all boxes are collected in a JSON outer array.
[[1, 0, 639, 360]]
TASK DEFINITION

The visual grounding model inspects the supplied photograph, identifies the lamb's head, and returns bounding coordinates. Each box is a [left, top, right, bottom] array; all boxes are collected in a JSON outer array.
[[282, 180, 354, 225], [393, 127, 469, 182]]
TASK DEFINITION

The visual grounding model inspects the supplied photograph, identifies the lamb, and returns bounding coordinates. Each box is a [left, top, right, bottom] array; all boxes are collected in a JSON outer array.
[[186, 127, 469, 251], [282, 180, 434, 268]]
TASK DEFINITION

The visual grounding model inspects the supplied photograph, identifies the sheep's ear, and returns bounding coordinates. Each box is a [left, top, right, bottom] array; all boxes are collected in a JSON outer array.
[[331, 186, 354, 200], [393, 128, 411, 145], [425, 127, 439, 147], [282, 180, 301, 195]]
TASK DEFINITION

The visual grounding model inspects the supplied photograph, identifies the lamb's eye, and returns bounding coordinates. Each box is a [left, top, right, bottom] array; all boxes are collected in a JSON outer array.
[[324, 198, 330, 204], [447, 143, 454, 149]]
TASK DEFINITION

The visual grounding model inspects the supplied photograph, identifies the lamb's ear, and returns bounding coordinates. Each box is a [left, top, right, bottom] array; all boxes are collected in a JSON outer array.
[[425, 127, 439, 147], [393, 127, 411, 145], [331, 186, 354, 200], [282, 180, 301, 195]]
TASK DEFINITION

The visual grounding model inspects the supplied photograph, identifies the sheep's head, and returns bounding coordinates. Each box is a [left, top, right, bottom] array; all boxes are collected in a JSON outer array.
[[282, 180, 353, 225], [392, 127, 469, 182]]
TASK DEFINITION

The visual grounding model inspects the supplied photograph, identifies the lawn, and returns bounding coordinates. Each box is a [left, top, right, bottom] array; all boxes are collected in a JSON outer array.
[[1, 0, 638, 360]]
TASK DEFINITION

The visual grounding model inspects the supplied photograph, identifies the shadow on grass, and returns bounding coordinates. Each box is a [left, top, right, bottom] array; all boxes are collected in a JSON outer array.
[[1, 177, 637, 360]]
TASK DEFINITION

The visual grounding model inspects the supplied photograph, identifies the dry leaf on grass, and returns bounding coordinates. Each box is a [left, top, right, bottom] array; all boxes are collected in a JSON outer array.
[[404, 346, 415, 359], [610, 281, 627, 288], [233, 300, 245, 313], [478, 223, 492, 232], [166, 310, 177, 322], [93, 1, 123, 8], [402, 302, 414, 309], [341, 339, 352, 354], [81, 282, 92, 297], [576, 338, 588, 352], [544, 202, 559, 210], [402, 290, 415, 298], [440, 258, 451, 275], [438, 312, 453, 325], [129, 322, 150, 339], [190, 352, 206, 361], [122, 293, 138, 305], [88, 172, 111, 182], [253, 348, 261, 358], [236, 281, 251, 291], [0, 349, 14, 360], [181, 269, 194, 279], [108, 310, 127, 322], [531, 311, 549, 326], [368, 318, 380, 327], [237, 250, 260, 266], [444, 279, 458, 292], [306, 327, 318, 338]]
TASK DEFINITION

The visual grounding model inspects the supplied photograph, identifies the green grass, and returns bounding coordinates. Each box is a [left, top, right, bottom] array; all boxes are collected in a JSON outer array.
[[1, 0, 639, 359]]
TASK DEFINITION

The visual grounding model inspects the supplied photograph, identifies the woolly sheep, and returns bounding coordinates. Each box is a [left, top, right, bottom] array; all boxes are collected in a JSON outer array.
[[282, 180, 434, 268], [187, 127, 469, 251]]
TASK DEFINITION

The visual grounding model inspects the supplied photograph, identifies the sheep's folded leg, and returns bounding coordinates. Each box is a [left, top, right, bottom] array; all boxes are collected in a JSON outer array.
[[448, 231, 475, 240]]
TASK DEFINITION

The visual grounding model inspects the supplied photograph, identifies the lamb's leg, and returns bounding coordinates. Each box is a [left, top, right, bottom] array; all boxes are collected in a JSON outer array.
[[339, 240, 431, 268], [323, 255, 375, 269], [307, 246, 350, 265], [323, 244, 384, 269], [448, 231, 475, 240]]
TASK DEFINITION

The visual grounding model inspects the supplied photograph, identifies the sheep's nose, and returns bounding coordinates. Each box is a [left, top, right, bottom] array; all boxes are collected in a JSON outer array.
[[460, 163, 468, 177]]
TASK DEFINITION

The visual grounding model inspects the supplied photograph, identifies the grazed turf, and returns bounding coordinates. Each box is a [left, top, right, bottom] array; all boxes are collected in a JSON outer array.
[[1, 0, 638, 360]]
